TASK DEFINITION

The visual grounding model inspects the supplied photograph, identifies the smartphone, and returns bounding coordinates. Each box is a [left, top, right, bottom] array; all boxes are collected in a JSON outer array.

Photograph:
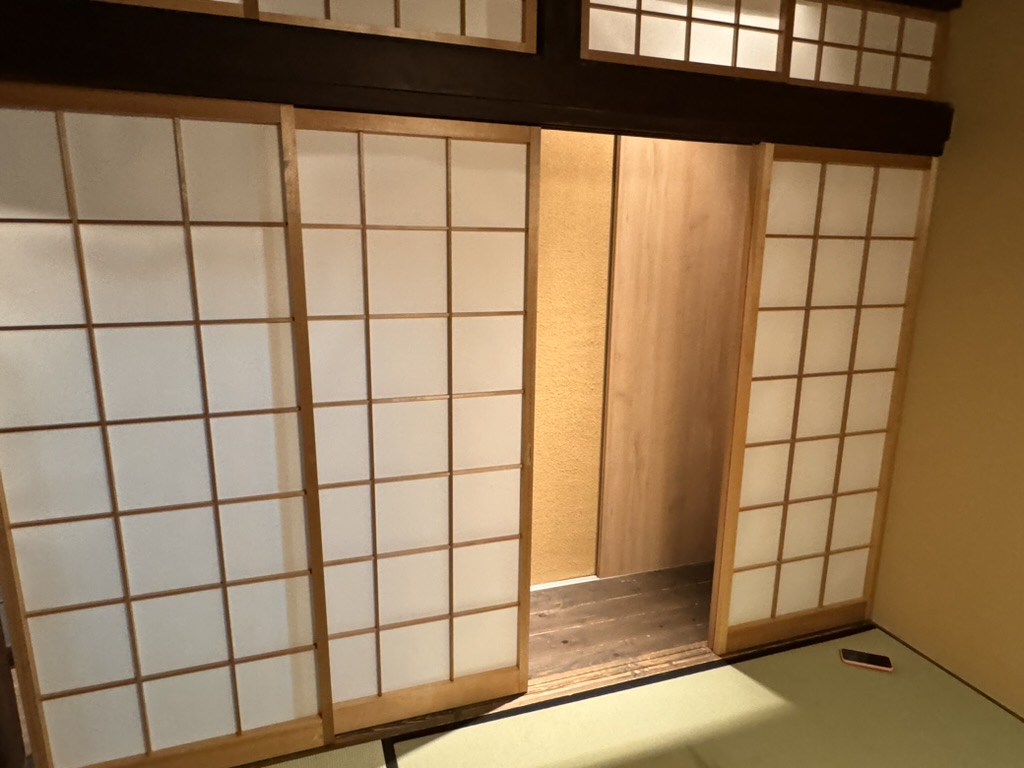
[[839, 648, 894, 672]]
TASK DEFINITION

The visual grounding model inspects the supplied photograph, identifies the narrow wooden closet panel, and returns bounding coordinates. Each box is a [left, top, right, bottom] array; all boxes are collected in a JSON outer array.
[[599, 137, 754, 577]]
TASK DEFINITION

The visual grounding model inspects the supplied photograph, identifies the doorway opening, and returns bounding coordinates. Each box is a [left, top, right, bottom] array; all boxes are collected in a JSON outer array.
[[527, 131, 755, 699]]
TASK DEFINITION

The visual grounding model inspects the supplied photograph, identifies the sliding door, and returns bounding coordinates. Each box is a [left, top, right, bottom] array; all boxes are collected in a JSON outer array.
[[0, 86, 537, 768], [711, 145, 936, 654]]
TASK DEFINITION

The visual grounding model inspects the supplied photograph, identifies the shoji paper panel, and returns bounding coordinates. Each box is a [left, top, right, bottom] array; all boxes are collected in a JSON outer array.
[[294, 113, 534, 730], [718, 149, 931, 652], [789, 1, 943, 96], [0, 101, 317, 768]]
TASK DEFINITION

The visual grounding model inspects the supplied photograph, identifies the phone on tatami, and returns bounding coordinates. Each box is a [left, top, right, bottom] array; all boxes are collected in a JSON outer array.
[[839, 648, 894, 672]]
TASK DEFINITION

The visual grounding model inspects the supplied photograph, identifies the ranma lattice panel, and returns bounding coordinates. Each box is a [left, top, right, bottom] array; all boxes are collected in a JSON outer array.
[[714, 146, 935, 653]]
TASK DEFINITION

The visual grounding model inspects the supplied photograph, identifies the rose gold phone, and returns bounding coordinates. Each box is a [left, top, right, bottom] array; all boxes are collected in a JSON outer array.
[[840, 648, 894, 672]]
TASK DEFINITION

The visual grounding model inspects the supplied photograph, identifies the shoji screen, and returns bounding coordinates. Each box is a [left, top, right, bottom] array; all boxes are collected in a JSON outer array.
[[711, 145, 936, 654], [291, 110, 536, 733], [0, 93, 326, 768]]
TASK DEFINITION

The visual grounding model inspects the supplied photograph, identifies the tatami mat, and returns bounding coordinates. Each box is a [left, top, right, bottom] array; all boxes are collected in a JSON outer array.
[[388, 629, 1024, 768]]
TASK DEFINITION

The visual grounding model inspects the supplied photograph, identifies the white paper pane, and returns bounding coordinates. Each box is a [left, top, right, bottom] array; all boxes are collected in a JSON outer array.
[[0, 329, 97, 428], [641, 0, 684, 15], [727, 565, 775, 625], [0, 428, 110, 523], [864, 12, 899, 51], [796, 374, 847, 438], [873, 169, 924, 238], [260, 0, 326, 18], [740, 0, 780, 29], [811, 239, 863, 306], [639, 16, 688, 62], [589, 9, 636, 54], [766, 162, 820, 236], [330, 0, 394, 26], [144, 668, 235, 751], [782, 498, 831, 558], [759, 238, 812, 307], [378, 550, 449, 624], [31, 605, 134, 695], [793, 1, 822, 39], [370, 318, 448, 398], [303, 229, 365, 317], [820, 164, 874, 236], [734, 506, 782, 568], [776, 556, 824, 615], [896, 57, 932, 95], [859, 52, 896, 90], [220, 497, 309, 580], [329, 633, 378, 703], [739, 443, 789, 508], [831, 491, 877, 550], [453, 394, 522, 470], [863, 240, 913, 305], [203, 323, 297, 411], [0, 109, 68, 219], [366, 229, 448, 314], [376, 476, 449, 553], [380, 620, 449, 693], [309, 319, 367, 402], [689, 22, 734, 67], [465, 0, 522, 41], [229, 577, 312, 657], [96, 327, 203, 420], [789, 42, 819, 80], [454, 539, 519, 611], [453, 316, 524, 394], [737, 29, 778, 71], [64, 113, 181, 221], [823, 4, 861, 45], [790, 438, 839, 500], [109, 420, 211, 510], [193, 226, 290, 319], [453, 468, 521, 542], [44, 686, 144, 768], [296, 130, 361, 225], [121, 508, 220, 595], [823, 547, 869, 604], [846, 371, 895, 433], [0, 224, 83, 326], [80, 225, 193, 323], [819, 46, 857, 85], [838, 432, 886, 492], [320, 484, 373, 560], [133, 590, 229, 674], [211, 413, 304, 499], [373, 400, 449, 478], [803, 309, 856, 374], [363, 134, 446, 227], [607, 0, 639, 7], [854, 307, 903, 370], [325, 561, 376, 634], [399, 0, 461, 34], [751, 310, 804, 377], [451, 231, 525, 312], [901, 18, 937, 57], [451, 141, 527, 228], [181, 120, 283, 222], [454, 607, 518, 677], [692, 0, 736, 23], [746, 378, 797, 444], [236, 651, 318, 730], [315, 406, 370, 484]]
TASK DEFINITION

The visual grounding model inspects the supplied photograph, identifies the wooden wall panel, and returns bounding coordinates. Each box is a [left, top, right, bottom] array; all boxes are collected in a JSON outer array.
[[599, 137, 754, 578]]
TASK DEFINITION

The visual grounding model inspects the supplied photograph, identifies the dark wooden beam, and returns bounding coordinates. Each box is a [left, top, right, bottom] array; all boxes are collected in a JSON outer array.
[[0, 1, 953, 156]]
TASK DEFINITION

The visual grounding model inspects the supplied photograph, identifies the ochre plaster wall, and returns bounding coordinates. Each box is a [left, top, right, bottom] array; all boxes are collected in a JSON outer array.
[[873, 0, 1024, 717], [530, 130, 614, 584]]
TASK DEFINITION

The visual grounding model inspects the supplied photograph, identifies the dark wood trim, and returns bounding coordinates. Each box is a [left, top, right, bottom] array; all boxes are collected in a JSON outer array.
[[0, 1, 952, 156]]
